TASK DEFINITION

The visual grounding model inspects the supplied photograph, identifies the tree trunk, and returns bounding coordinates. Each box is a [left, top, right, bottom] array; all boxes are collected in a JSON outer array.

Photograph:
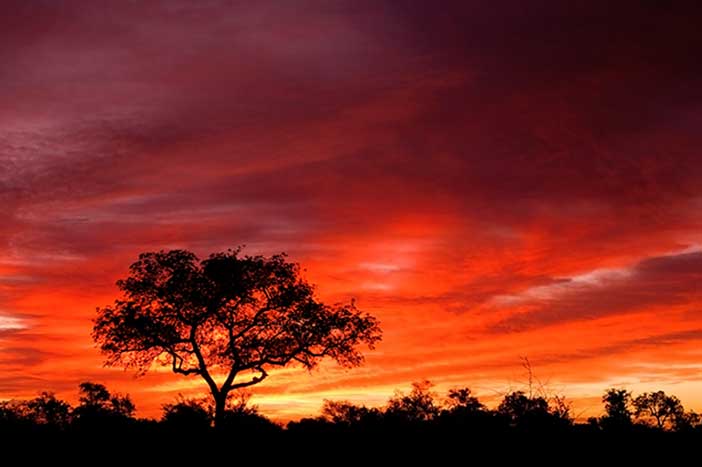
[[214, 392, 227, 429]]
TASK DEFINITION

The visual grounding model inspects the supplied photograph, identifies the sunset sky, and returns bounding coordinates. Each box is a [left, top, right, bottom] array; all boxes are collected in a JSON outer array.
[[1, 0, 702, 420]]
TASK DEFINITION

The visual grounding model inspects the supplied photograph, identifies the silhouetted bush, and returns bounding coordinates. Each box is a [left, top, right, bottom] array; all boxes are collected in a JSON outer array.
[[72, 381, 136, 431], [162, 397, 212, 432]]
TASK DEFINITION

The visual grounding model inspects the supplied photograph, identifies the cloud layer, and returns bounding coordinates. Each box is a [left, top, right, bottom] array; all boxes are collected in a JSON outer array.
[[1, 0, 701, 419]]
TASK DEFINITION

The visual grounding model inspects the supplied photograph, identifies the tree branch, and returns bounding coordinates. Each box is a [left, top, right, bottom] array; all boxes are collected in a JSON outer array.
[[221, 365, 239, 393], [229, 367, 268, 390], [230, 306, 274, 341], [189, 326, 219, 397], [170, 353, 200, 376]]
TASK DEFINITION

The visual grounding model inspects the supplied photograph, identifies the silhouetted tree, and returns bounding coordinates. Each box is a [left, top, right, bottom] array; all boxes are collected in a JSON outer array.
[[0, 400, 31, 429], [26, 392, 72, 428], [321, 400, 381, 426], [436, 387, 497, 433], [600, 388, 632, 430], [386, 380, 439, 423], [497, 391, 550, 427], [446, 387, 484, 412], [673, 410, 701, 432], [633, 391, 683, 430], [73, 382, 135, 425], [93, 249, 382, 427]]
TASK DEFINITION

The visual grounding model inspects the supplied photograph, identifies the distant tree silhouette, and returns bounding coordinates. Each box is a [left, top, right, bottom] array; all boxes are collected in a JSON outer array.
[[26, 392, 71, 428], [73, 382, 135, 425], [497, 391, 550, 427], [386, 380, 439, 423], [446, 387, 485, 412], [5, 377, 702, 441], [321, 400, 382, 426], [600, 388, 633, 430], [633, 391, 683, 430], [93, 249, 381, 426], [436, 387, 497, 433], [0, 400, 31, 429], [673, 410, 701, 432]]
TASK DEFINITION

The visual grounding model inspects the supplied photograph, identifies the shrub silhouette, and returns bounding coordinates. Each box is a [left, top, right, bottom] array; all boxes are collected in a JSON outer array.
[[162, 397, 212, 431]]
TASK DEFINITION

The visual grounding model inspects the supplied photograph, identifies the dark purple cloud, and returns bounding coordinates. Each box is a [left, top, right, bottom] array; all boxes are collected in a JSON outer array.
[[489, 251, 702, 333]]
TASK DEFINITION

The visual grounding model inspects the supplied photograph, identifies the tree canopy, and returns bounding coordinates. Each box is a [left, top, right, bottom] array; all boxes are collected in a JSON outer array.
[[633, 391, 683, 430], [600, 388, 633, 430], [93, 248, 382, 425]]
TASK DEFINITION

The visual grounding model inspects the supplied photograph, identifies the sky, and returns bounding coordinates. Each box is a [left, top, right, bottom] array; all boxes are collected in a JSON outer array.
[[1, 0, 701, 420]]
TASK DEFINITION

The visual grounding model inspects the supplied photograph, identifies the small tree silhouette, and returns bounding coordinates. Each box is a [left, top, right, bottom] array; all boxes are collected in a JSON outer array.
[[26, 392, 72, 428], [633, 391, 683, 430], [497, 391, 549, 426], [446, 387, 484, 412], [93, 249, 381, 426], [321, 400, 381, 426], [73, 382, 135, 422], [600, 388, 633, 430], [386, 380, 439, 422]]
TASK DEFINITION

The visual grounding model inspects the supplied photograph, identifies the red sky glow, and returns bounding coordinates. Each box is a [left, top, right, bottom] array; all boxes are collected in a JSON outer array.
[[1, 0, 702, 420]]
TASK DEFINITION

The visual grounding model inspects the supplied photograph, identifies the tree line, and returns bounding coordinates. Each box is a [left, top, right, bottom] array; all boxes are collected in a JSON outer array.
[[1, 379, 700, 437]]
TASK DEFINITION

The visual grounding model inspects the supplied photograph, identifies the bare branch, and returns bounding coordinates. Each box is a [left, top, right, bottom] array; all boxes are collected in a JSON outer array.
[[229, 367, 268, 390]]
